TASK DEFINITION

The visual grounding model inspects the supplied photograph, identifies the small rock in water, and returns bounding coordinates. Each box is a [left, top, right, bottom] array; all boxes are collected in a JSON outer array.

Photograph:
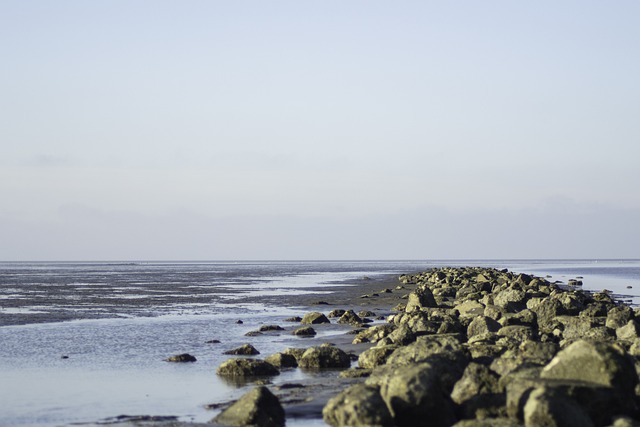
[[224, 344, 260, 355], [61, 355, 69, 359], [206, 339, 221, 344], [165, 353, 197, 363], [293, 326, 317, 336], [627, 285, 633, 289], [236, 320, 244, 324], [284, 316, 302, 322], [259, 324, 284, 332], [314, 301, 330, 305], [245, 331, 264, 337]]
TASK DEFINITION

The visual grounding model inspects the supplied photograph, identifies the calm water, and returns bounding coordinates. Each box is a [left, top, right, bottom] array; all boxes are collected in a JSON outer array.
[[1, 260, 639, 426]]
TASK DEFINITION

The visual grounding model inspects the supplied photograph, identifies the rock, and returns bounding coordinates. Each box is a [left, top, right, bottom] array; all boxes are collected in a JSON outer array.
[[216, 359, 279, 377], [165, 353, 197, 363], [328, 309, 346, 318], [467, 315, 501, 338], [337, 310, 363, 326], [298, 345, 351, 369], [455, 300, 485, 318], [258, 325, 284, 332], [284, 316, 302, 322], [540, 340, 638, 395], [224, 344, 260, 355], [206, 339, 221, 344], [616, 319, 640, 341], [405, 287, 437, 312], [264, 353, 298, 368], [358, 345, 398, 369], [244, 331, 263, 337], [523, 386, 594, 427], [339, 368, 373, 378], [451, 362, 502, 404], [301, 312, 330, 324], [451, 362, 504, 419], [322, 383, 394, 427], [292, 326, 316, 336], [493, 288, 527, 312], [377, 362, 456, 427], [213, 386, 285, 427], [497, 325, 536, 342], [282, 348, 306, 361], [606, 305, 635, 330], [359, 310, 377, 318], [352, 324, 396, 344], [386, 324, 416, 346]]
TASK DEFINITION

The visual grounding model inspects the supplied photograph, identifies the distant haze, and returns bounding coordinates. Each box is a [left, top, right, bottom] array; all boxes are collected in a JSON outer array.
[[1, 1, 639, 261]]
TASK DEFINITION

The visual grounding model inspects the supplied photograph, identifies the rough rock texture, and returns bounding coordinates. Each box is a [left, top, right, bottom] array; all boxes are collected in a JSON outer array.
[[223, 344, 260, 355], [165, 353, 197, 362], [264, 353, 298, 368], [322, 383, 393, 427], [216, 359, 279, 377], [300, 312, 331, 324], [292, 326, 316, 336], [213, 386, 285, 427], [298, 345, 351, 369], [523, 387, 594, 427]]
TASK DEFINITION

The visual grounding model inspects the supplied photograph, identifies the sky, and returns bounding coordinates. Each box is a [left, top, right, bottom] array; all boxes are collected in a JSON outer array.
[[1, 1, 639, 261]]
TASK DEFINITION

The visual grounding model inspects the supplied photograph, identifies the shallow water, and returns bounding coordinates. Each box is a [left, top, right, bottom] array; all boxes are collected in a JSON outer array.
[[1, 259, 639, 426]]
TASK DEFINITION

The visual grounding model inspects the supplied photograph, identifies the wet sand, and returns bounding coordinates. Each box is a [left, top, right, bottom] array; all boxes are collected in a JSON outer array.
[[96, 273, 416, 427]]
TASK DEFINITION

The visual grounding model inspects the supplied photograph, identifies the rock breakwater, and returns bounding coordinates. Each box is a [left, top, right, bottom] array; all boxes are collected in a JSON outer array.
[[215, 267, 640, 427]]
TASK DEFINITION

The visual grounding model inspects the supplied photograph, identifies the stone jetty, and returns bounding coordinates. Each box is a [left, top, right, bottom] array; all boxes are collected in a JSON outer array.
[[215, 267, 640, 427]]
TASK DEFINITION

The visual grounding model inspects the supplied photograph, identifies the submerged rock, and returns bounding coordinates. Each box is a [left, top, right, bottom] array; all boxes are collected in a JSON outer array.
[[224, 344, 260, 355], [165, 353, 197, 362]]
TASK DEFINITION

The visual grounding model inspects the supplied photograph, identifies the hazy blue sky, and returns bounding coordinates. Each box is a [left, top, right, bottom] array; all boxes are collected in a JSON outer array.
[[1, 1, 639, 260]]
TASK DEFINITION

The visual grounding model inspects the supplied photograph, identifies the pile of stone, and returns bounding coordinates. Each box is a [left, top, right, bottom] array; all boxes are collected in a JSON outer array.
[[324, 267, 640, 427], [214, 267, 640, 427]]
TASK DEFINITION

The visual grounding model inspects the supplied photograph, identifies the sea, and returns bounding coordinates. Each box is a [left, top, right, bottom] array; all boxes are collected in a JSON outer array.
[[1, 259, 639, 426]]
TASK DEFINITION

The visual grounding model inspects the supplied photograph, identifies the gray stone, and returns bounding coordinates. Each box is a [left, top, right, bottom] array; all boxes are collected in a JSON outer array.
[[352, 324, 396, 344], [301, 312, 330, 324], [165, 353, 197, 362], [216, 359, 279, 377], [264, 353, 298, 368], [606, 305, 635, 330], [523, 386, 594, 427], [616, 319, 640, 341], [467, 316, 501, 338], [337, 309, 363, 326], [540, 340, 638, 395], [223, 344, 260, 355], [213, 386, 285, 427], [322, 383, 394, 427], [377, 362, 456, 427], [298, 345, 351, 369], [292, 326, 316, 336], [358, 345, 398, 369], [405, 287, 438, 311]]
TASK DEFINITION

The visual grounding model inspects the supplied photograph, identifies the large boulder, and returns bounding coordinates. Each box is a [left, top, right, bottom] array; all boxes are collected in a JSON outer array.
[[338, 310, 364, 326], [467, 316, 501, 338], [301, 312, 330, 324], [322, 383, 394, 427], [376, 362, 457, 427], [358, 345, 398, 369], [451, 362, 504, 419], [540, 340, 638, 395], [298, 345, 351, 369], [213, 386, 285, 427], [264, 352, 298, 368], [523, 386, 594, 427], [405, 287, 437, 311], [216, 359, 279, 377]]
